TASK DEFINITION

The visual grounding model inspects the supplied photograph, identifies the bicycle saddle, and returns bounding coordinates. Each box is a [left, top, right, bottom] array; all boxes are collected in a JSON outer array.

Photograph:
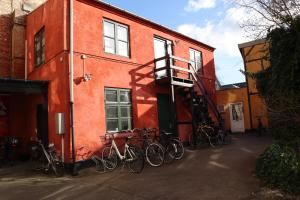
[[161, 131, 173, 136], [48, 143, 55, 148]]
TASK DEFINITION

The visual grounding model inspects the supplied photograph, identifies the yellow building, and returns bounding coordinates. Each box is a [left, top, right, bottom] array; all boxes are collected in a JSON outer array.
[[238, 39, 269, 130], [216, 83, 251, 132], [216, 39, 269, 133]]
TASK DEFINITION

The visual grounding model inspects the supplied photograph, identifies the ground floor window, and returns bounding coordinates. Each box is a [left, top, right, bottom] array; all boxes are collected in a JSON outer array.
[[105, 88, 132, 132]]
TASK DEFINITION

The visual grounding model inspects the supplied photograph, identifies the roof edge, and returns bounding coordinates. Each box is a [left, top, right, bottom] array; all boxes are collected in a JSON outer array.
[[91, 0, 215, 51], [238, 38, 267, 49]]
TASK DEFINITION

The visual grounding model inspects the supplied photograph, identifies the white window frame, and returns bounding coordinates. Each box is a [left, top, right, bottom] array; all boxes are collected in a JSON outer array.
[[189, 48, 203, 73], [103, 19, 130, 57]]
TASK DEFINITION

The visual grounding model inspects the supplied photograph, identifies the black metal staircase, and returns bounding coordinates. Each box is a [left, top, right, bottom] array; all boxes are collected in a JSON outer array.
[[154, 54, 223, 137]]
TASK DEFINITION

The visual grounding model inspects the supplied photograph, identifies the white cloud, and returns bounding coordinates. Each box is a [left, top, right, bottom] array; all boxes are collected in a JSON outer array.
[[178, 6, 249, 57], [184, 0, 216, 12]]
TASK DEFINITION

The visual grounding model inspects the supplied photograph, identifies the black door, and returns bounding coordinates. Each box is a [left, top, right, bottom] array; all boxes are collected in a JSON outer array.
[[36, 104, 48, 147], [157, 94, 175, 133]]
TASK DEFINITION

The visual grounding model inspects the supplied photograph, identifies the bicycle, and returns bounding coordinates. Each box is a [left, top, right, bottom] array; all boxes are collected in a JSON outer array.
[[189, 123, 223, 148], [134, 128, 164, 167], [159, 131, 185, 162], [101, 133, 144, 173], [31, 140, 64, 176]]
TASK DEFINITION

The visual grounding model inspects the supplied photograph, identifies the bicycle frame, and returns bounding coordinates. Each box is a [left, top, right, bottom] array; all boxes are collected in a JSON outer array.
[[39, 142, 52, 166], [109, 138, 135, 162]]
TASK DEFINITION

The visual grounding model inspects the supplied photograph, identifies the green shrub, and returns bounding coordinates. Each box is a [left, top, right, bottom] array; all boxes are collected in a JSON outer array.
[[256, 144, 300, 194]]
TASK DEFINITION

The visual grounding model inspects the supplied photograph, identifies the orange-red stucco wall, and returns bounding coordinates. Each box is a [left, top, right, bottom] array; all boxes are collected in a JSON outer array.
[[26, 0, 217, 162]]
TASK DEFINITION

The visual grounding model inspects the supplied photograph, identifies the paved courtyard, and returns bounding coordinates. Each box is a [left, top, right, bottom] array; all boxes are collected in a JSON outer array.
[[0, 134, 272, 200]]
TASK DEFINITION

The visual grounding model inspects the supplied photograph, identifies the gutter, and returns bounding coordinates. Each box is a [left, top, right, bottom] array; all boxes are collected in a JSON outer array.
[[69, 0, 76, 174]]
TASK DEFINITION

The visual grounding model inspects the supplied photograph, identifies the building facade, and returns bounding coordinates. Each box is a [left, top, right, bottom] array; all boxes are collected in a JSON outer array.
[[238, 39, 269, 130], [216, 82, 251, 133], [0, 0, 220, 164]]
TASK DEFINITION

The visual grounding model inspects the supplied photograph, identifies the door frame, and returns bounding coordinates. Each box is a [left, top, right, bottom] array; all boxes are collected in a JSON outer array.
[[156, 93, 176, 135], [229, 102, 245, 133]]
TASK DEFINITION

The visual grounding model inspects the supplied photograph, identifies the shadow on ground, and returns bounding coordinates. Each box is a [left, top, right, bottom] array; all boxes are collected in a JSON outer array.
[[0, 133, 272, 200]]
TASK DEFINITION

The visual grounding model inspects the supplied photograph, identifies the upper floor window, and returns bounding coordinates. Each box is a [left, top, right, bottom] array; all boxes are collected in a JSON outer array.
[[103, 19, 129, 57], [189, 49, 202, 72], [105, 88, 132, 132], [34, 27, 45, 67]]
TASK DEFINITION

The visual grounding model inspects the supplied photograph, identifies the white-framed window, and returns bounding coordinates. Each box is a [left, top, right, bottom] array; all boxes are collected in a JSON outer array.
[[105, 88, 132, 132], [103, 19, 130, 57], [189, 49, 202, 72]]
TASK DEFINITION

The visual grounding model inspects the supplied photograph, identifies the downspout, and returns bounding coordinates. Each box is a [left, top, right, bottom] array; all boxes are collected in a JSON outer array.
[[25, 40, 27, 80], [69, 0, 76, 174]]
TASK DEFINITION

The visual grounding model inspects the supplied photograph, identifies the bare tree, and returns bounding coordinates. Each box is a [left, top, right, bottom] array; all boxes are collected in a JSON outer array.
[[237, 0, 300, 38]]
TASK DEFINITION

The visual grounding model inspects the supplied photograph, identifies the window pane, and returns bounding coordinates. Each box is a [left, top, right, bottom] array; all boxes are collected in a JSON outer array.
[[104, 21, 115, 38], [104, 37, 115, 54], [105, 90, 117, 102], [195, 52, 202, 71], [106, 106, 118, 118], [120, 119, 130, 130], [120, 91, 130, 103], [191, 61, 196, 71], [189, 50, 195, 61], [117, 41, 128, 57], [107, 119, 119, 132], [42, 36, 45, 46], [120, 107, 131, 117], [41, 52, 45, 63], [117, 26, 128, 41], [36, 42, 40, 51]]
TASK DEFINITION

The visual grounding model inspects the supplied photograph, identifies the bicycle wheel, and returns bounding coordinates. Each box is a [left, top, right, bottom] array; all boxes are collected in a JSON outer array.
[[127, 146, 144, 173], [145, 143, 164, 167], [53, 161, 64, 176], [172, 139, 184, 160], [208, 135, 222, 148], [163, 142, 176, 164], [189, 133, 202, 147], [49, 152, 64, 176], [102, 146, 118, 171]]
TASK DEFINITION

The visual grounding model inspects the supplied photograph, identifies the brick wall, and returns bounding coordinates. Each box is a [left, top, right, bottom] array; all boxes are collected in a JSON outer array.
[[0, 0, 13, 77], [0, 0, 46, 79]]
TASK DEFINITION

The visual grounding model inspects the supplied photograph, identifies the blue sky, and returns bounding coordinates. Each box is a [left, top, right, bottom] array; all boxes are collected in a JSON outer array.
[[104, 0, 250, 85]]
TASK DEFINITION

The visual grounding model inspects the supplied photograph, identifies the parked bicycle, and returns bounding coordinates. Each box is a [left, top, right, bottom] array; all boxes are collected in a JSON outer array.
[[134, 128, 165, 167], [189, 123, 223, 148], [31, 139, 64, 176], [0, 136, 20, 167], [159, 130, 185, 162], [101, 133, 144, 173]]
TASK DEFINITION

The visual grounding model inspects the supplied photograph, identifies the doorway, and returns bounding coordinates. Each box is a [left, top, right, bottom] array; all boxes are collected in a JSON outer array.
[[229, 102, 245, 133], [36, 104, 48, 147], [157, 94, 175, 133]]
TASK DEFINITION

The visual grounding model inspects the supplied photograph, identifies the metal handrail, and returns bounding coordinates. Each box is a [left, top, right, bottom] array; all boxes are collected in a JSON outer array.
[[154, 54, 222, 124]]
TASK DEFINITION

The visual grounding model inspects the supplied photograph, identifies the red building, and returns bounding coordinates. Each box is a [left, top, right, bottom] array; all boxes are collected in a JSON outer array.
[[2, 0, 221, 166]]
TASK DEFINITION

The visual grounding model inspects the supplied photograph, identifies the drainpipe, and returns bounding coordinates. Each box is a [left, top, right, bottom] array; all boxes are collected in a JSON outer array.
[[69, 0, 76, 174], [25, 40, 27, 80]]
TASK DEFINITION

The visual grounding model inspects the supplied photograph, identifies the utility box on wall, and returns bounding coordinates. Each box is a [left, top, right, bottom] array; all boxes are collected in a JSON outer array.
[[55, 113, 65, 135]]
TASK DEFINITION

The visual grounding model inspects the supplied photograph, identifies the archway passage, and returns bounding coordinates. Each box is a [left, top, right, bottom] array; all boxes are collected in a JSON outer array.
[[0, 78, 48, 165]]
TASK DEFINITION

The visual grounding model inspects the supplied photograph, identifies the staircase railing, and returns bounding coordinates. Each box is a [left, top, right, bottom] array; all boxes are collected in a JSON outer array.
[[188, 64, 222, 125], [154, 54, 223, 126]]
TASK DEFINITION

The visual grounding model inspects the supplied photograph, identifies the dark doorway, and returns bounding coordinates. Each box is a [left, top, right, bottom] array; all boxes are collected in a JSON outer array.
[[157, 94, 175, 134], [36, 104, 48, 147]]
